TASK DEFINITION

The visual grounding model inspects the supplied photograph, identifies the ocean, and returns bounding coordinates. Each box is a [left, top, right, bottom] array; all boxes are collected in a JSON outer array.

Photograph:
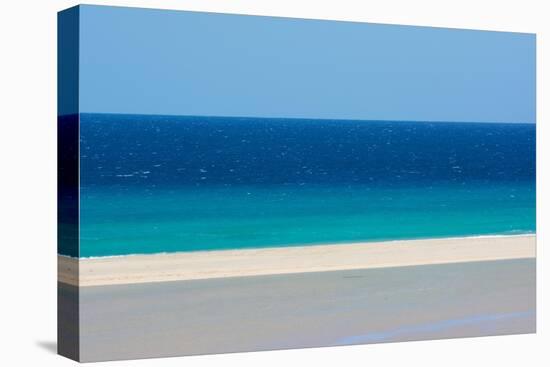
[[73, 113, 535, 257]]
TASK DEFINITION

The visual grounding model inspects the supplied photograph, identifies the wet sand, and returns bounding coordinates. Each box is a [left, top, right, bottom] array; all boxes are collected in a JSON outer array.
[[69, 258, 535, 362]]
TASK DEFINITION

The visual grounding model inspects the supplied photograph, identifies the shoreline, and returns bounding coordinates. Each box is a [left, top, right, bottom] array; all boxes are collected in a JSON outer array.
[[59, 234, 536, 287], [63, 232, 536, 260]]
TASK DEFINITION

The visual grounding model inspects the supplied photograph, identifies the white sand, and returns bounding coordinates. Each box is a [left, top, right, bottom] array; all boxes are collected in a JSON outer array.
[[59, 234, 535, 287]]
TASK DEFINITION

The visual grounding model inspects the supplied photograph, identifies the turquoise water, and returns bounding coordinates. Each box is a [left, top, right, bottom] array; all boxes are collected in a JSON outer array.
[[79, 183, 535, 257], [74, 114, 536, 257]]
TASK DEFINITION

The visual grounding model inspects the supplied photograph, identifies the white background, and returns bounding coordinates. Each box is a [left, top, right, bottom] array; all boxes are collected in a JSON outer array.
[[0, 0, 547, 365]]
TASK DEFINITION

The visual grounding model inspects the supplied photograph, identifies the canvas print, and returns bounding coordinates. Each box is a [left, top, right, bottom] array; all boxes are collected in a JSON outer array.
[[57, 5, 536, 362]]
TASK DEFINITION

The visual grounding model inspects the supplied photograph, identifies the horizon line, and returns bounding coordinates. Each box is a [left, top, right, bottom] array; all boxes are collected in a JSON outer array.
[[71, 112, 535, 125]]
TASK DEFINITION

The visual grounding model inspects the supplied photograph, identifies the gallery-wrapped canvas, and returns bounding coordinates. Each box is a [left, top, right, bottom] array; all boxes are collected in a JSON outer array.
[[58, 5, 536, 362]]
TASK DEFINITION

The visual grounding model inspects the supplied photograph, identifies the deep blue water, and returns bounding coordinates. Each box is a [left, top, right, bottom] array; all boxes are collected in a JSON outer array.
[[74, 113, 535, 257]]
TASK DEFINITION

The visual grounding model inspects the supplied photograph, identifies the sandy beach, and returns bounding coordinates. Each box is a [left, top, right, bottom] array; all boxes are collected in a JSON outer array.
[[65, 258, 535, 361], [57, 234, 536, 361], [59, 234, 535, 287]]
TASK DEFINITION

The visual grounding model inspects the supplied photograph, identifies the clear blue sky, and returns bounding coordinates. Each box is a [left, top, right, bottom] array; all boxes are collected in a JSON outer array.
[[78, 5, 535, 123]]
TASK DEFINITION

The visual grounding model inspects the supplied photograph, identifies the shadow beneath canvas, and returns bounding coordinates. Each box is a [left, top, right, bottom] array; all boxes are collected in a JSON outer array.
[[36, 340, 57, 354]]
